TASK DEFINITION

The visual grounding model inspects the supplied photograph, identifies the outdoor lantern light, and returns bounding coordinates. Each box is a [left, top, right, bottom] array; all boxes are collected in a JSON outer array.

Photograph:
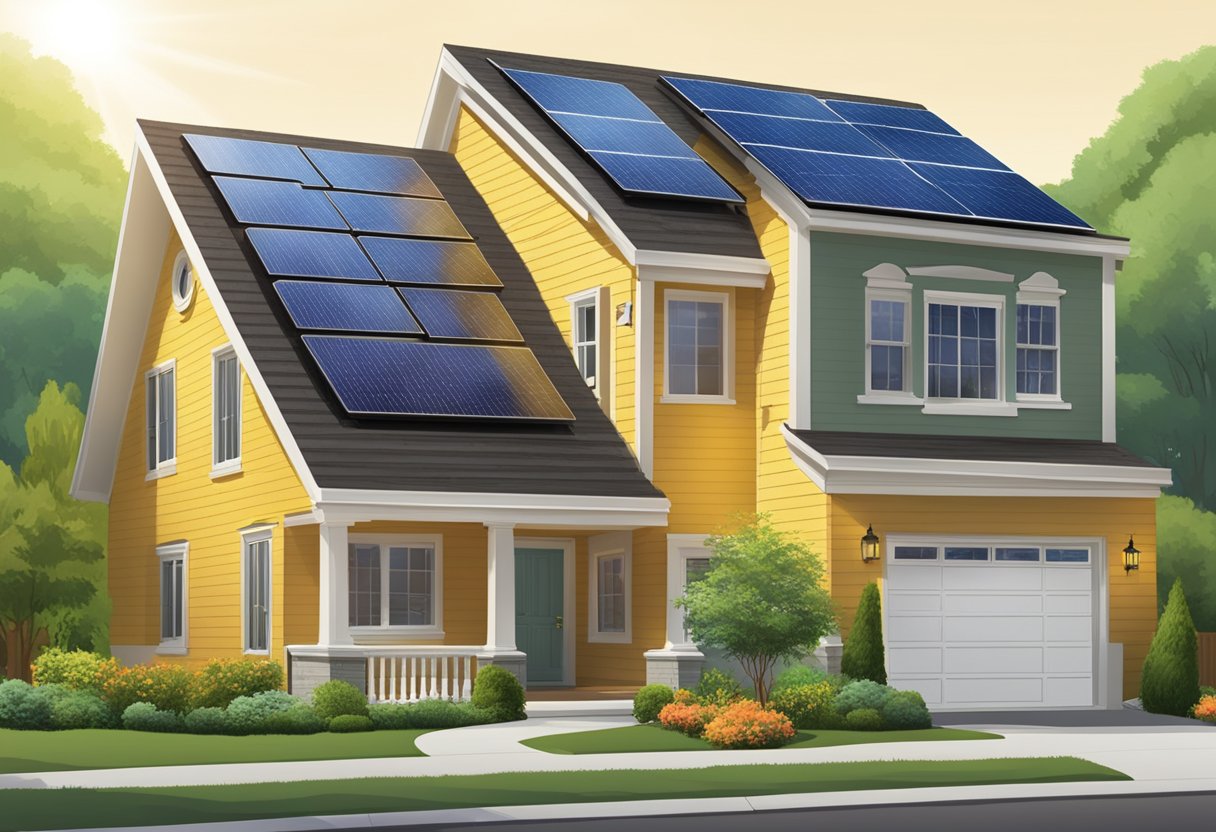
[[1123, 535, 1141, 574], [861, 525, 880, 563]]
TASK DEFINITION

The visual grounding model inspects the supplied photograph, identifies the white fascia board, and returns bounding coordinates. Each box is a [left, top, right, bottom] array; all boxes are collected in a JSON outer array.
[[637, 261, 769, 290], [1101, 256, 1117, 442], [782, 425, 1172, 498]]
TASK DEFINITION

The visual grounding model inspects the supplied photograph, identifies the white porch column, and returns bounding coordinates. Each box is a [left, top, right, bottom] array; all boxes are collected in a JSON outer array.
[[318, 521, 352, 646], [484, 523, 517, 651]]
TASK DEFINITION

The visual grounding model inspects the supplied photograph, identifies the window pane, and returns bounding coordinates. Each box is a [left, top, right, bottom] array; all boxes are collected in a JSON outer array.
[[1046, 548, 1089, 563], [893, 546, 937, 560], [246, 540, 269, 651], [944, 547, 988, 561], [160, 560, 174, 640], [668, 298, 725, 396], [388, 546, 433, 626], [597, 555, 625, 633], [995, 547, 1040, 562], [348, 544, 381, 627], [146, 378, 157, 470], [928, 303, 997, 400]]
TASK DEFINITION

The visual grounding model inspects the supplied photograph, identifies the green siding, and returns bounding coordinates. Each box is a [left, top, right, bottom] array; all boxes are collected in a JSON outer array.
[[809, 231, 1102, 439]]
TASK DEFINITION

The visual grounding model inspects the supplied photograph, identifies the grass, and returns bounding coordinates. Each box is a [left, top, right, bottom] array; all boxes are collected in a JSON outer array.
[[0, 728, 429, 774], [522, 723, 1001, 754], [0, 757, 1128, 831]]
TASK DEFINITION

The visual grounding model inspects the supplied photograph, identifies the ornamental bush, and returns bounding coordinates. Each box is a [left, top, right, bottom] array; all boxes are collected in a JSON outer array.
[[1141, 578, 1200, 716], [225, 691, 305, 735], [103, 663, 194, 715], [386, 699, 495, 730], [471, 665, 526, 722], [657, 701, 720, 737], [833, 679, 892, 716], [122, 702, 182, 733], [1193, 695, 1216, 724], [769, 681, 837, 729], [694, 668, 746, 707], [329, 714, 373, 733], [191, 658, 285, 709], [32, 649, 119, 694], [771, 665, 831, 695], [50, 689, 115, 730], [845, 707, 884, 731], [703, 700, 795, 749], [311, 680, 369, 722], [841, 583, 886, 684], [881, 690, 932, 730], [263, 705, 327, 735], [183, 707, 229, 735], [633, 684, 675, 723], [0, 679, 54, 729]]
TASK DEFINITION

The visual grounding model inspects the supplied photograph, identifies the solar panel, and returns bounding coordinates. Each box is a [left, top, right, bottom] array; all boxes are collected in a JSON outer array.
[[707, 111, 893, 157], [184, 134, 328, 185], [302, 147, 444, 198], [500, 66, 742, 204], [303, 335, 574, 421], [399, 288, 523, 343], [909, 165, 1090, 227], [247, 228, 382, 281], [663, 77, 842, 121], [214, 176, 348, 230], [853, 125, 1008, 170], [273, 281, 422, 334], [360, 237, 503, 287], [823, 99, 960, 135], [328, 191, 472, 238]]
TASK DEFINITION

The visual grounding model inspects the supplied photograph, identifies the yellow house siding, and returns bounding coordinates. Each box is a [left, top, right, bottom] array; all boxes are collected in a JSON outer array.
[[107, 229, 311, 667], [282, 524, 319, 648]]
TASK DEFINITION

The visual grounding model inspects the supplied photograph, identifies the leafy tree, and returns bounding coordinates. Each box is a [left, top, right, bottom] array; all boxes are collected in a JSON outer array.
[[677, 516, 836, 706], [841, 582, 886, 684], [1140, 578, 1199, 716], [1157, 495, 1216, 632]]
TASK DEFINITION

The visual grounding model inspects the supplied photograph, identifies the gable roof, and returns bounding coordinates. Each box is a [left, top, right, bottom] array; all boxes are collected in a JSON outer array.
[[75, 120, 666, 510]]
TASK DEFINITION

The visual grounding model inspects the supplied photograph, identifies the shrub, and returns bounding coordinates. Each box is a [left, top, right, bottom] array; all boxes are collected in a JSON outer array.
[[694, 668, 745, 706], [881, 690, 932, 730], [657, 701, 720, 737], [32, 649, 119, 694], [769, 681, 837, 729], [771, 665, 831, 694], [703, 700, 795, 749], [1194, 695, 1216, 724], [184, 707, 229, 735], [122, 702, 182, 732], [1141, 578, 1200, 716], [329, 714, 373, 733], [50, 689, 115, 730], [401, 699, 495, 729], [633, 684, 675, 723], [672, 688, 698, 705], [845, 707, 884, 731], [263, 705, 327, 735], [470, 665, 526, 722], [0, 679, 53, 729], [841, 583, 886, 684], [311, 680, 368, 722], [226, 691, 304, 735], [103, 663, 194, 715], [192, 658, 285, 709], [834, 679, 892, 716]]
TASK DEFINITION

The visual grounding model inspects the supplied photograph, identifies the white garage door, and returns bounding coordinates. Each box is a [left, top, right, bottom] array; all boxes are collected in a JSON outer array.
[[884, 539, 1099, 710]]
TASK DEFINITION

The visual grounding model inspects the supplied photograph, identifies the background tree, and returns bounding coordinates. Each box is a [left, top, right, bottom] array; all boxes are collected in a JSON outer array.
[[1156, 496, 1216, 631], [841, 582, 886, 684], [677, 516, 835, 706], [1140, 578, 1200, 715]]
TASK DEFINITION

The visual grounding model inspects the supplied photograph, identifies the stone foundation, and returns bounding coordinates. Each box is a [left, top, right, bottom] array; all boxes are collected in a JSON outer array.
[[813, 633, 844, 675], [476, 650, 528, 688], [643, 649, 705, 689], [288, 654, 367, 700]]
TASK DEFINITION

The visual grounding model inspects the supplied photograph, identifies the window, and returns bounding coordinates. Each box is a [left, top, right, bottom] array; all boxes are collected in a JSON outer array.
[[347, 536, 442, 635], [664, 290, 731, 401], [894, 546, 938, 560], [1016, 303, 1059, 397], [145, 362, 176, 476], [572, 297, 598, 389], [212, 348, 242, 474], [867, 296, 910, 393], [171, 250, 194, 312], [243, 531, 271, 653], [596, 555, 625, 632], [589, 532, 631, 643], [927, 299, 1000, 400], [157, 542, 187, 653]]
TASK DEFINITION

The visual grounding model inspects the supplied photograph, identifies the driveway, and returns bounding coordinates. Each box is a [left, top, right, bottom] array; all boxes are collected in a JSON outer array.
[[935, 708, 1211, 729]]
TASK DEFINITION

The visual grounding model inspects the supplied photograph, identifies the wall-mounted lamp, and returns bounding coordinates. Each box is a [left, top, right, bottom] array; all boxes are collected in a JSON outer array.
[[1122, 535, 1140, 574], [861, 525, 880, 563]]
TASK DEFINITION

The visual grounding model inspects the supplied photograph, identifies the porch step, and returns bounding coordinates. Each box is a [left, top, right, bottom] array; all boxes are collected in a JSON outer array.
[[525, 699, 633, 718]]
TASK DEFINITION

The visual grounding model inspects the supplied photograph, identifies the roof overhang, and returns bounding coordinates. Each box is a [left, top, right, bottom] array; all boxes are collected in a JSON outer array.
[[782, 425, 1172, 499]]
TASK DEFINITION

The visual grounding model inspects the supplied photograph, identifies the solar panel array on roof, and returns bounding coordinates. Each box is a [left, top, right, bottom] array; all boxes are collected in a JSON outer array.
[[183, 132, 574, 423], [661, 77, 1092, 231], [499, 66, 743, 204]]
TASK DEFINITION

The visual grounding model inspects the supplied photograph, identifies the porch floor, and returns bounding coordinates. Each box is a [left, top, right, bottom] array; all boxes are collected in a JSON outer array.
[[526, 686, 639, 702]]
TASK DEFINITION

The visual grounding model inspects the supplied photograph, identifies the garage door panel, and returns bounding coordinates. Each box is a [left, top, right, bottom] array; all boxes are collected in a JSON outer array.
[[945, 646, 1042, 674], [944, 593, 1043, 613], [1046, 569, 1091, 590], [1045, 594, 1091, 614], [888, 565, 942, 589], [1046, 677, 1093, 706], [1045, 646, 1092, 674], [887, 593, 942, 613], [887, 616, 942, 642], [1045, 616, 1092, 642], [889, 647, 942, 674], [944, 567, 1042, 591], [890, 677, 942, 706], [943, 615, 1044, 642], [947, 676, 1043, 704]]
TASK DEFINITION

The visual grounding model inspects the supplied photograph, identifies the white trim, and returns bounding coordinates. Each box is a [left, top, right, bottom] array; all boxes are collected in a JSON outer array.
[[857, 393, 923, 406], [587, 531, 632, 644], [318, 521, 352, 646], [661, 288, 734, 403], [1016, 271, 1067, 304], [284, 510, 320, 528], [663, 534, 713, 652], [169, 249, 195, 312], [566, 286, 610, 404], [144, 359, 177, 477], [635, 279, 655, 478], [637, 262, 768, 290], [1014, 294, 1065, 406], [156, 541, 188, 654], [923, 288, 1006, 406], [240, 528, 273, 655], [515, 536, 576, 687], [1101, 257, 1117, 442], [211, 344, 242, 477], [761, 188, 813, 430], [347, 533, 444, 641], [921, 402, 1019, 417], [782, 424, 1171, 498], [906, 265, 1014, 283]]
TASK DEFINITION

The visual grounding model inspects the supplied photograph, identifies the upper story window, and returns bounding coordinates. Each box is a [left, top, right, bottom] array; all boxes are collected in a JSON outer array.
[[145, 361, 176, 477], [212, 347, 242, 475], [664, 289, 732, 403], [1016, 303, 1059, 397], [348, 535, 443, 637], [572, 296, 598, 389], [926, 295, 1001, 401], [171, 251, 195, 313], [867, 297, 910, 394]]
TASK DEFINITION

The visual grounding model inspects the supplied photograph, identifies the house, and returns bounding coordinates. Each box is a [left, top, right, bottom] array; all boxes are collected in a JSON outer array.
[[71, 46, 1173, 711]]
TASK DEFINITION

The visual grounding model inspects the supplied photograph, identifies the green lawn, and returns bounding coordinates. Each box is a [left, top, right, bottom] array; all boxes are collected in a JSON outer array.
[[522, 723, 1001, 754], [0, 728, 429, 774], [0, 758, 1128, 831]]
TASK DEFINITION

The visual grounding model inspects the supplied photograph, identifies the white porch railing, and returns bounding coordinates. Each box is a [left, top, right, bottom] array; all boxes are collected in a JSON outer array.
[[364, 647, 482, 704]]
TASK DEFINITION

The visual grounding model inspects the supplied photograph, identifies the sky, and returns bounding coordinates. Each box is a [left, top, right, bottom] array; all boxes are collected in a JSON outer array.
[[1, 0, 1214, 185]]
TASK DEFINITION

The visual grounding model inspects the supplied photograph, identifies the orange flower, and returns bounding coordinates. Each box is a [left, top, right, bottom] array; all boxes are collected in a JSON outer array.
[[703, 700, 795, 749], [1194, 695, 1216, 723]]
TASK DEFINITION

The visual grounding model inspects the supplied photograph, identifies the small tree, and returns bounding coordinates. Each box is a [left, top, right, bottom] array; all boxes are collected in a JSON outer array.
[[676, 516, 835, 706], [841, 582, 886, 684], [1140, 578, 1199, 716]]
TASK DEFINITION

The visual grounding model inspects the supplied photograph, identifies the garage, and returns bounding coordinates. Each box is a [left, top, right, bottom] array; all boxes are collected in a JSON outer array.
[[884, 537, 1103, 710]]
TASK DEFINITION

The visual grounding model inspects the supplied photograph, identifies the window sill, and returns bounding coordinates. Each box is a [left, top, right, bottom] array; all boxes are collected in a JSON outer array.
[[145, 463, 177, 481], [156, 645, 187, 656], [921, 402, 1019, 417], [243, 648, 270, 656], [588, 630, 632, 644], [210, 461, 243, 479], [349, 627, 445, 643], [1015, 398, 1073, 410], [660, 394, 736, 406], [857, 393, 924, 406]]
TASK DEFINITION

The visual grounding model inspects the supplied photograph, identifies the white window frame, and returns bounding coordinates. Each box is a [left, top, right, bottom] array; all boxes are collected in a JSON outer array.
[[145, 359, 177, 479], [347, 533, 444, 641], [241, 527, 273, 655], [662, 288, 734, 405], [211, 345, 242, 477], [170, 250, 195, 313], [566, 286, 611, 404], [1015, 300, 1063, 403], [663, 534, 714, 651], [862, 287, 915, 401], [587, 531, 631, 644], [1015, 272, 1070, 410], [156, 541, 188, 655], [921, 289, 1016, 417]]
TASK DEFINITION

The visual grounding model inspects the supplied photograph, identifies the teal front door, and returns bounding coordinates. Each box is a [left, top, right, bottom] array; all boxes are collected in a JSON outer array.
[[515, 547, 564, 683]]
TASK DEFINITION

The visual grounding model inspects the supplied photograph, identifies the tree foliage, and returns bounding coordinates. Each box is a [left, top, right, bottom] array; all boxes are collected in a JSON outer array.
[[841, 582, 886, 684], [677, 516, 836, 706], [1140, 578, 1200, 716], [1156, 495, 1216, 631]]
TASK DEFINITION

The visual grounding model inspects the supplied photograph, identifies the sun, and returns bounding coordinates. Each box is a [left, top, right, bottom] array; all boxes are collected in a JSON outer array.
[[22, 0, 130, 76]]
